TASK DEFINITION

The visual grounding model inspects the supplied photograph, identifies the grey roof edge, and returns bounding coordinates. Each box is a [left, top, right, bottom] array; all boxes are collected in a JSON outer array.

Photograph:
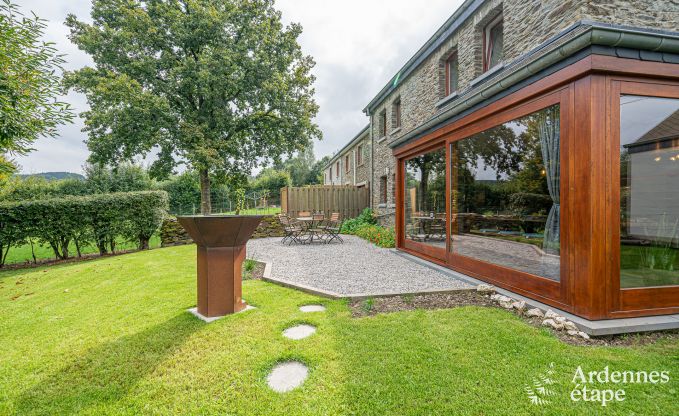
[[323, 125, 370, 170], [363, 0, 484, 115], [389, 22, 679, 149]]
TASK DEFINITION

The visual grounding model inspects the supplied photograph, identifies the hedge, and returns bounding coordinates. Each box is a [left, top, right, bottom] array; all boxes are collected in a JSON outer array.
[[0, 191, 168, 266]]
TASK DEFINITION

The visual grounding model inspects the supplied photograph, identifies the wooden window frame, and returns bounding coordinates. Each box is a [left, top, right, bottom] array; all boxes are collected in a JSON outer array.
[[394, 99, 402, 129], [606, 79, 679, 318], [336, 161, 340, 179], [379, 175, 388, 204], [357, 144, 364, 166], [379, 110, 387, 138], [345, 154, 350, 173], [445, 51, 459, 96], [393, 55, 679, 320], [483, 14, 503, 73]]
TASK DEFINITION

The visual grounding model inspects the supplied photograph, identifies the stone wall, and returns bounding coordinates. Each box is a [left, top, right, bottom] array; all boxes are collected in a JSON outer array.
[[160, 216, 285, 247], [367, 0, 677, 227]]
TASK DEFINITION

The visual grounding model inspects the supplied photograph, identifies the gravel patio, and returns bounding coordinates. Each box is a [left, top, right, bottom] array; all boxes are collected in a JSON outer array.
[[246, 236, 472, 297]]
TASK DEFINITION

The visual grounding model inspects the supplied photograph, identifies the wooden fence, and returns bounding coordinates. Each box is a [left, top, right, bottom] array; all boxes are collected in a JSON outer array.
[[281, 185, 369, 219]]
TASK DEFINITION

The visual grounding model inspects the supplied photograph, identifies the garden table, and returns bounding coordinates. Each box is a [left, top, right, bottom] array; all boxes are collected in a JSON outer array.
[[296, 216, 325, 244]]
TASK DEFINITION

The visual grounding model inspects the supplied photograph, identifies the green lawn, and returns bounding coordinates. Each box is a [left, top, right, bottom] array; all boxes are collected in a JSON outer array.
[[3, 235, 162, 265], [0, 245, 677, 415]]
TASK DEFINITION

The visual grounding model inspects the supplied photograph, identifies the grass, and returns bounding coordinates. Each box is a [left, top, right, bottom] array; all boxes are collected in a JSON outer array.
[[3, 235, 162, 265], [621, 245, 679, 288], [0, 245, 677, 415]]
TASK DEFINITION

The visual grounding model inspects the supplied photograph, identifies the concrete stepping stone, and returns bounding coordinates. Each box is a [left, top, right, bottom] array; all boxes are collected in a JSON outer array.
[[266, 361, 308, 392], [299, 304, 325, 312], [283, 324, 316, 340]]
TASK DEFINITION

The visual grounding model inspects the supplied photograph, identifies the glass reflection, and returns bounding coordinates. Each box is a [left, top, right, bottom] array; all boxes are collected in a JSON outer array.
[[450, 105, 561, 280], [620, 95, 679, 288], [404, 148, 447, 249]]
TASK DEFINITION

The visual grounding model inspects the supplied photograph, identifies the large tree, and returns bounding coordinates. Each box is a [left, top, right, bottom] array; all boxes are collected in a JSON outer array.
[[0, 0, 73, 173], [66, 0, 320, 214]]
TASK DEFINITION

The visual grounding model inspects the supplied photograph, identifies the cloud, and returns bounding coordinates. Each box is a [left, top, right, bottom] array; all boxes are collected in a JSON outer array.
[[14, 0, 463, 173]]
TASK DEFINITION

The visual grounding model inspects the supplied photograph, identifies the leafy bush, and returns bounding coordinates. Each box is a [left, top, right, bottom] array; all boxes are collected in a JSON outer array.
[[354, 224, 396, 248], [0, 191, 168, 265], [341, 208, 377, 234], [508, 192, 553, 216]]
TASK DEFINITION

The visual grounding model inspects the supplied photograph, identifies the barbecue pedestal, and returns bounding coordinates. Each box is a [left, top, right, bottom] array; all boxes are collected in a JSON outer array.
[[177, 215, 264, 319]]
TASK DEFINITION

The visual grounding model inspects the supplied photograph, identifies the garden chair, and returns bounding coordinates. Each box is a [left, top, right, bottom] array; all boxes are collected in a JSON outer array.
[[278, 214, 306, 245], [324, 213, 344, 244], [304, 213, 327, 244]]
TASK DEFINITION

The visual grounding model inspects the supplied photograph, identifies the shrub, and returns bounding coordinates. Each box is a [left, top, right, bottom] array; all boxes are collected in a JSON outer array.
[[508, 192, 553, 216], [341, 208, 377, 234], [353, 224, 396, 248], [0, 191, 168, 265]]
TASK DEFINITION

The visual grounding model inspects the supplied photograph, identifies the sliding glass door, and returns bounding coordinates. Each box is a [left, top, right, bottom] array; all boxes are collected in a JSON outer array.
[[403, 146, 447, 259]]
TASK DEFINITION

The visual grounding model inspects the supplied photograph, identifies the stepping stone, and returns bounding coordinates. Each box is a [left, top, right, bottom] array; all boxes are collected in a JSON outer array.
[[283, 324, 316, 340], [266, 361, 308, 393], [299, 304, 325, 312]]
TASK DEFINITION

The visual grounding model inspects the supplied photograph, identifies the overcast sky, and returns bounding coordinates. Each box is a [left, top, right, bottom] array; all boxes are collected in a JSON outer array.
[[14, 0, 463, 174]]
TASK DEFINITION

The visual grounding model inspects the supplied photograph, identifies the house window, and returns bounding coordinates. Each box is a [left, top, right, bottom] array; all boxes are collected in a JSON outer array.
[[393, 99, 402, 129], [445, 52, 459, 95], [345, 155, 350, 173], [380, 175, 388, 203], [391, 173, 396, 203], [357, 144, 364, 165], [336, 161, 340, 178], [379, 110, 387, 138], [483, 14, 503, 72]]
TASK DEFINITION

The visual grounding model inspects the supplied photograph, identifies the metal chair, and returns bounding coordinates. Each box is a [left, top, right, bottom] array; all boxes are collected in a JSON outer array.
[[324, 213, 344, 244], [278, 214, 305, 245]]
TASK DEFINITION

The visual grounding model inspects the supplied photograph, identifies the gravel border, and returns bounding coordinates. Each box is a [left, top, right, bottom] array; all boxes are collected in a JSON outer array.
[[246, 236, 472, 297]]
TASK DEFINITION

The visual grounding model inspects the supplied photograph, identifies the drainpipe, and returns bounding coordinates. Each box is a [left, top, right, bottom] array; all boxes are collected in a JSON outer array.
[[367, 110, 373, 210], [353, 149, 356, 185]]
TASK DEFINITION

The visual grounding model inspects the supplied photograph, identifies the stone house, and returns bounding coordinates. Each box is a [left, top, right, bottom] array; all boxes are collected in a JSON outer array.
[[327, 0, 679, 322], [323, 125, 369, 187]]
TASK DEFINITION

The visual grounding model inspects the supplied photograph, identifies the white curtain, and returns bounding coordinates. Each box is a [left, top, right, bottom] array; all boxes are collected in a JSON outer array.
[[538, 106, 560, 254]]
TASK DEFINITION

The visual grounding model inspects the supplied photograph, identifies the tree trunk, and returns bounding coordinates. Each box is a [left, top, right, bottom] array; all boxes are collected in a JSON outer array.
[[139, 236, 150, 250], [199, 168, 212, 215]]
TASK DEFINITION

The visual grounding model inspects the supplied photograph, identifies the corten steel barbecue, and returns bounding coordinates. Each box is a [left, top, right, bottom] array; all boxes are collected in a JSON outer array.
[[177, 215, 264, 318]]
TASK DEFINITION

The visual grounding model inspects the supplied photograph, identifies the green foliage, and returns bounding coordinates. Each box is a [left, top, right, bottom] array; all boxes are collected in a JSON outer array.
[[508, 192, 552, 216], [0, 191, 168, 265], [361, 298, 374, 313], [234, 188, 246, 215], [341, 208, 377, 234], [250, 168, 290, 203], [84, 163, 152, 194], [0, 0, 73, 170], [65, 0, 321, 214], [353, 224, 396, 248]]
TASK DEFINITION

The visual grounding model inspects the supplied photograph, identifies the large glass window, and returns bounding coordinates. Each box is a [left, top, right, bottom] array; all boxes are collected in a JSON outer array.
[[405, 147, 447, 248], [450, 105, 560, 280], [619, 95, 679, 288]]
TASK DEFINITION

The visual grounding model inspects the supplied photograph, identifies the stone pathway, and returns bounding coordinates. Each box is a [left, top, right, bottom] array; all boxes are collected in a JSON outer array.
[[283, 324, 316, 340], [266, 361, 309, 393], [299, 304, 326, 312], [266, 304, 328, 392]]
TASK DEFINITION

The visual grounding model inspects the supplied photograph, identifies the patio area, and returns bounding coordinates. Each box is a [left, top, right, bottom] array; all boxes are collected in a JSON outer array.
[[246, 236, 472, 297]]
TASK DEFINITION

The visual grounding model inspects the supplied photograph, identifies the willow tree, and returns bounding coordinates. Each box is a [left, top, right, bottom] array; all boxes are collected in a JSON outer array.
[[66, 0, 320, 214]]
